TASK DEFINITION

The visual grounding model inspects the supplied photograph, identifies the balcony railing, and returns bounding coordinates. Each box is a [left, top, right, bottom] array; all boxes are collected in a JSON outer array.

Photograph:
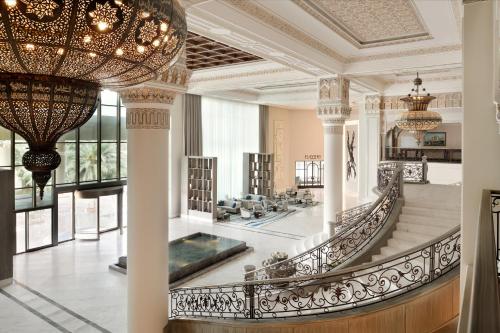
[[378, 161, 427, 192], [385, 147, 461, 163], [169, 226, 460, 320], [242, 163, 403, 281]]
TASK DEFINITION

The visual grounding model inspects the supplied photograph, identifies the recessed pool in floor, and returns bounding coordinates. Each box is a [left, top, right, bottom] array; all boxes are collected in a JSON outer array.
[[115, 232, 247, 283]]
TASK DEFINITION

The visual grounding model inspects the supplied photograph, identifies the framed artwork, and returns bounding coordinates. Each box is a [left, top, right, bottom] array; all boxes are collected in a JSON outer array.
[[423, 132, 446, 146]]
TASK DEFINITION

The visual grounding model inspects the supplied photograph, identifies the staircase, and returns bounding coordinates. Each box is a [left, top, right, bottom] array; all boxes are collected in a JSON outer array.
[[372, 184, 460, 262], [292, 232, 329, 256]]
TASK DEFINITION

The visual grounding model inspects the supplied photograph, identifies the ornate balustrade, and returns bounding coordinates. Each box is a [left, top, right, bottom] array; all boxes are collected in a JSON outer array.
[[378, 161, 427, 192], [385, 147, 461, 163], [334, 202, 372, 231], [169, 226, 460, 320], [221, 164, 403, 283]]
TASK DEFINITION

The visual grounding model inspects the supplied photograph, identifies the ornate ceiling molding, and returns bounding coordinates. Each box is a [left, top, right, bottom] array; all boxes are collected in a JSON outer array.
[[222, 0, 347, 63], [347, 44, 462, 63], [190, 67, 294, 83], [292, 0, 431, 49]]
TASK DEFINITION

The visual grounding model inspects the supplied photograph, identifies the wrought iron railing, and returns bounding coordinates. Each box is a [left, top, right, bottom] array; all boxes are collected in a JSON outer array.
[[385, 147, 461, 163], [402, 161, 428, 184], [233, 164, 403, 281], [335, 202, 372, 227], [491, 192, 500, 276], [378, 161, 427, 192], [169, 226, 460, 320]]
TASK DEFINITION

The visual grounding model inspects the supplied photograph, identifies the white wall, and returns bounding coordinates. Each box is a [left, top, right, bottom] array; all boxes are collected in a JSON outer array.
[[427, 162, 462, 185]]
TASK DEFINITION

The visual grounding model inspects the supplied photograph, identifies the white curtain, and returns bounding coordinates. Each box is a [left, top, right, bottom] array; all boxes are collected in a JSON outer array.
[[202, 96, 259, 200]]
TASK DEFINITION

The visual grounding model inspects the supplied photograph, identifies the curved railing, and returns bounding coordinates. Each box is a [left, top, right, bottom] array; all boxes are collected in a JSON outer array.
[[334, 202, 372, 230], [225, 163, 402, 281], [169, 226, 460, 320]]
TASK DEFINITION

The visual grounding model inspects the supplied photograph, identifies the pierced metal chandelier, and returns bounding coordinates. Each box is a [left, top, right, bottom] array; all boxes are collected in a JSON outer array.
[[396, 73, 442, 145], [0, 0, 186, 198]]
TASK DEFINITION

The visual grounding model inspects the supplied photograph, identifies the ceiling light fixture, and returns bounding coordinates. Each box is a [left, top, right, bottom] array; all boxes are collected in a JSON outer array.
[[0, 0, 186, 198], [396, 73, 442, 146]]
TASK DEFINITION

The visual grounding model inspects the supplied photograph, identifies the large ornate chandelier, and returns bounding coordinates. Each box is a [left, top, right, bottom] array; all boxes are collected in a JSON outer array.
[[396, 73, 442, 145], [0, 0, 186, 198]]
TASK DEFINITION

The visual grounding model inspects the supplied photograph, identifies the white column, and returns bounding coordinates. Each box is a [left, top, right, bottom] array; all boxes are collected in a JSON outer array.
[[121, 61, 190, 332], [462, 0, 500, 300], [322, 122, 344, 231], [317, 76, 351, 235], [359, 95, 381, 201], [121, 87, 176, 333]]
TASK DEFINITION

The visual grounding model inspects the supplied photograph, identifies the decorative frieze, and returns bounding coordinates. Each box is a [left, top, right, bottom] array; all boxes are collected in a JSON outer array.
[[120, 87, 177, 105], [365, 95, 382, 114], [160, 63, 191, 88], [127, 108, 171, 130], [317, 76, 351, 123], [381, 92, 462, 110]]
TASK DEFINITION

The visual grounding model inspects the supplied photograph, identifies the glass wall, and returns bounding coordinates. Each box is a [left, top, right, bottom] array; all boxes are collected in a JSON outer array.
[[1, 89, 128, 254]]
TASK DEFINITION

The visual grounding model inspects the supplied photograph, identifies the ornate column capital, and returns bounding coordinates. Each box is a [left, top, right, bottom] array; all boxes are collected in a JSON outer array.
[[120, 86, 178, 107], [364, 94, 382, 115], [119, 61, 191, 130], [317, 76, 351, 124]]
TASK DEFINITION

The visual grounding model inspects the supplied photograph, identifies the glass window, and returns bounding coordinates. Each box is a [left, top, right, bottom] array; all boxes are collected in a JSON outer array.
[[75, 197, 98, 239], [58, 193, 73, 242], [99, 195, 117, 231], [120, 143, 127, 179], [101, 106, 117, 141], [101, 143, 117, 180], [101, 90, 118, 106], [36, 184, 53, 207], [122, 186, 127, 228], [16, 213, 25, 253], [28, 209, 52, 249], [80, 112, 98, 142], [120, 106, 127, 142], [14, 143, 28, 166], [56, 142, 76, 184], [15, 188, 32, 210], [79, 143, 98, 182], [0, 127, 11, 167]]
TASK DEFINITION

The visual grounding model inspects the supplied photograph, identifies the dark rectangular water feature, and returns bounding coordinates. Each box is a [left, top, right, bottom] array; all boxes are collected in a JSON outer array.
[[113, 232, 247, 283]]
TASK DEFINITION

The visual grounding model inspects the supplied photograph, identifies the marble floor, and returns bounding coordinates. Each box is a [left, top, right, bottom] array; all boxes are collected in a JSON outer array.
[[1, 203, 324, 333]]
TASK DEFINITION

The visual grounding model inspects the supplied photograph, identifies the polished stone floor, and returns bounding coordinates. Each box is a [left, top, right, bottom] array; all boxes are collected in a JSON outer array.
[[0, 184, 461, 332], [1, 203, 324, 333]]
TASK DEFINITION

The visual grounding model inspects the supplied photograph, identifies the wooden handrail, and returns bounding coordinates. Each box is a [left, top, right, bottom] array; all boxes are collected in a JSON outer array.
[[459, 190, 500, 332]]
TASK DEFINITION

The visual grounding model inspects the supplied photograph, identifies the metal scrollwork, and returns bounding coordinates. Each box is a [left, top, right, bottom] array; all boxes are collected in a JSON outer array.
[[170, 227, 460, 319], [240, 163, 404, 282]]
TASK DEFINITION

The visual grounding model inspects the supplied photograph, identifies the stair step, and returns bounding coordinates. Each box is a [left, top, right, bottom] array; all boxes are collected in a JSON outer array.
[[388, 238, 420, 250], [403, 201, 459, 211], [392, 230, 433, 244], [396, 222, 450, 236], [402, 206, 460, 219], [380, 246, 401, 257], [399, 214, 458, 227]]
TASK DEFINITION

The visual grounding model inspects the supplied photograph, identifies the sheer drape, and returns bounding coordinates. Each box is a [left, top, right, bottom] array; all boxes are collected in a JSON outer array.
[[202, 97, 259, 199]]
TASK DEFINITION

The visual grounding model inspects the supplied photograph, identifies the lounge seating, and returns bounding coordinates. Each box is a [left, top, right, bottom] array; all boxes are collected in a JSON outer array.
[[253, 203, 266, 218], [241, 194, 267, 209], [241, 208, 252, 220], [217, 199, 241, 214]]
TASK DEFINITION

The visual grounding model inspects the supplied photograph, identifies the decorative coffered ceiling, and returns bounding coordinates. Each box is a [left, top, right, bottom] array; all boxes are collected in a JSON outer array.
[[186, 32, 262, 70], [184, 0, 463, 109], [292, 0, 431, 48]]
